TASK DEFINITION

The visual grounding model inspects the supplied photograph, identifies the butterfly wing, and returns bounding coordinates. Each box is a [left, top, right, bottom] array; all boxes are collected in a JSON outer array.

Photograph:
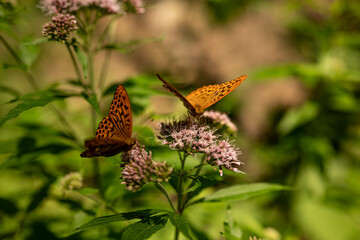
[[186, 84, 220, 110], [156, 74, 197, 116], [186, 75, 247, 109], [81, 85, 135, 158], [106, 85, 133, 139], [81, 138, 135, 157]]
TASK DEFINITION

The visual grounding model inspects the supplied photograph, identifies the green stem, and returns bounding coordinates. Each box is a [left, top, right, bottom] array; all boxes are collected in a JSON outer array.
[[83, 20, 102, 194], [182, 154, 206, 208], [156, 182, 176, 212], [177, 152, 186, 213], [65, 42, 86, 86], [175, 229, 179, 240]]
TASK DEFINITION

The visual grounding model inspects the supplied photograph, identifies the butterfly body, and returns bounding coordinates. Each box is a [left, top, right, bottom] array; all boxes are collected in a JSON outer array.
[[81, 85, 136, 158], [156, 74, 247, 117]]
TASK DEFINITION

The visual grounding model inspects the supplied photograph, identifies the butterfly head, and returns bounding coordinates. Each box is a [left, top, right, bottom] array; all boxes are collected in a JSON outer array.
[[189, 105, 204, 118], [124, 137, 137, 151]]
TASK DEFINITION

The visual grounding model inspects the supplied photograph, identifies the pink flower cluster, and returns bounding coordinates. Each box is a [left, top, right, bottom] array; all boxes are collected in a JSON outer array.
[[205, 139, 243, 176], [42, 13, 78, 42], [203, 110, 238, 132], [161, 123, 217, 153], [158, 119, 243, 176], [38, 0, 121, 15], [121, 143, 172, 192]]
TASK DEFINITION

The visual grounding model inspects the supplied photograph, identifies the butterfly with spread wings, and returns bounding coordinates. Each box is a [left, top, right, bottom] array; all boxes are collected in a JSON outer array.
[[156, 74, 247, 118], [81, 85, 137, 158]]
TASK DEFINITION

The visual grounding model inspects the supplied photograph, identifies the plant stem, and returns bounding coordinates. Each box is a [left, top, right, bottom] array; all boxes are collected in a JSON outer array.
[[182, 154, 206, 208], [65, 42, 86, 86], [155, 182, 176, 212], [83, 20, 102, 194]]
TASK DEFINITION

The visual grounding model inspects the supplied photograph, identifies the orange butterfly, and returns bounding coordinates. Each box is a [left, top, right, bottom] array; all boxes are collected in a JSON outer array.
[[81, 85, 137, 158], [156, 74, 247, 117]]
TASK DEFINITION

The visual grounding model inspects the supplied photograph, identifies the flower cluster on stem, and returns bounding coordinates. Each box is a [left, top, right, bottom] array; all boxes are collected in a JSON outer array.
[[42, 13, 78, 42], [38, 0, 122, 15], [121, 143, 172, 192], [59, 172, 83, 194], [158, 117, 243, 176]]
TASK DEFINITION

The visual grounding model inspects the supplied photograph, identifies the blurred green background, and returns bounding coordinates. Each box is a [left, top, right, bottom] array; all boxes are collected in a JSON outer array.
[[1, 0, 360, 239]]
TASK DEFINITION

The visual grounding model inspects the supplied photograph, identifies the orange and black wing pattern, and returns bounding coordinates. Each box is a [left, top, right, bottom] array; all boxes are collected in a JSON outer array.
[[81, 85, 136, 158], [157, 73, 247, 117]]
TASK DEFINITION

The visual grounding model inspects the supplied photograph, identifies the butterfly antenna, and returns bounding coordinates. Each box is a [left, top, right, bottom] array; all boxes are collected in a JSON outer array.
[[134, 118, 155, 138]]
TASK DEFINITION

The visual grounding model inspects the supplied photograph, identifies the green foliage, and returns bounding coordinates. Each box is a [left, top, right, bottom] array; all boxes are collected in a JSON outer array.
[[201, 183, 290, 203], [1, 0, 359, 240], [0, 89, 75, 126]]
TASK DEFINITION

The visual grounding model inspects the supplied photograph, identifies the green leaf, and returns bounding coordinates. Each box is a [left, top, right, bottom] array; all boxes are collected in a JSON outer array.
[[222, 206, 241, 240], [186, 175, 221, 201], [74, 46, 88, 79], [202, 183, 290, 202], [183, 179, 202, 194], [81, 92, 100, 114], [19, 37, 41, 67], [76, 209, 169, 231], [277, 102, 319, 136], [14, 136, 73, 159], [77, 187, 99, 195], [0, 197, 19, 215], [295, 196, 360, 240], [0, 89, 73, 126], [168, 212, 193, 240], [121, 215, 168, 240]]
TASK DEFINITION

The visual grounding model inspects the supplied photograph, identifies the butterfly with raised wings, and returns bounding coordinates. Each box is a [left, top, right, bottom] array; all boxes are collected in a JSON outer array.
[[156, 74, 247, 117], [81, 85, 137, 158]]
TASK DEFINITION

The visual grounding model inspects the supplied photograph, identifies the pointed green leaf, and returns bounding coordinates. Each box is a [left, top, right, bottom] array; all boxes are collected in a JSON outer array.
[[74, 46, 88, 79], [222, 206, 241, 240], [76, 209, 169, 231], [0, 89, 73, 126], [277, 102, 318, 135], [121, 215, 168, 240], [168, 212, 193, 240], [202, 183, 290, 202], [81, 92, 100, 114], [19, 37, 41, 67], [183, 179, 202, 194]]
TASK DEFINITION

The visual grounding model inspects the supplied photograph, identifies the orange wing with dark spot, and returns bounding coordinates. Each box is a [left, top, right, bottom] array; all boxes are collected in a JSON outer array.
[[81, 85, 136, 158], [157, 73, 247, 117], [188, 75, 247, 109]]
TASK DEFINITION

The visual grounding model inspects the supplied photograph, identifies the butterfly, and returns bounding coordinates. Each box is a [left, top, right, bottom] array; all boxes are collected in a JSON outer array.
[[156, 74, 247, 117], [81, 85, 137, 158]]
